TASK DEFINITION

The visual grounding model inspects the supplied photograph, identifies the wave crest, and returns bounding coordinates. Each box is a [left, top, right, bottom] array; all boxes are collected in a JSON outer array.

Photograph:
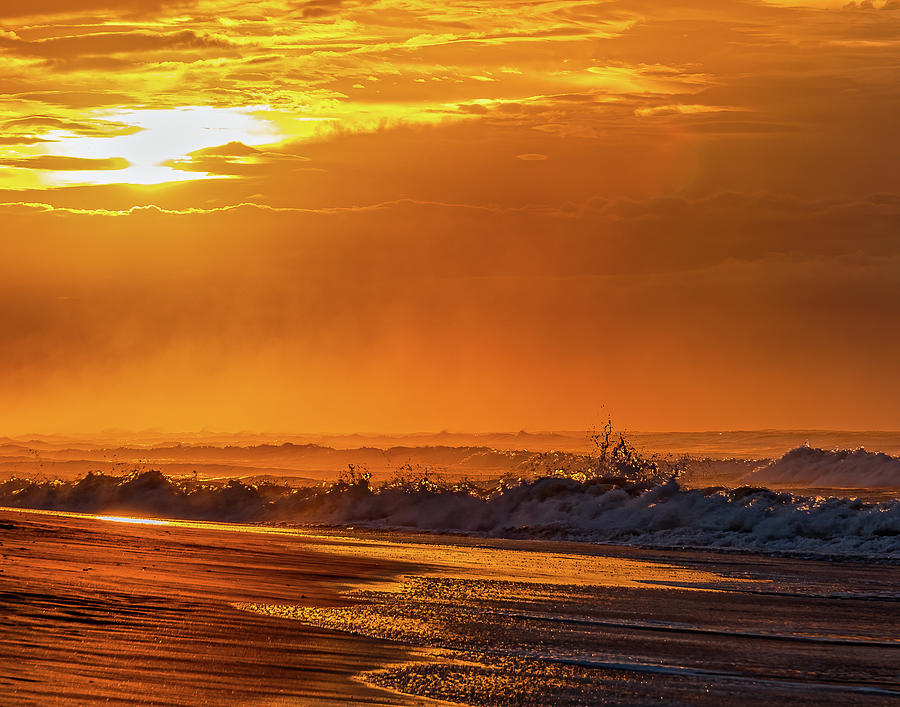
[[747, 446, 900, 488], [2, 464, 897, 560]]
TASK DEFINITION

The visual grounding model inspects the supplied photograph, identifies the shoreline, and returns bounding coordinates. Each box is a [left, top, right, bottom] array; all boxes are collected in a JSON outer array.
[[0, 507, 431, 706], [4, 504, 898, 567], [2, 507, 898, 705]]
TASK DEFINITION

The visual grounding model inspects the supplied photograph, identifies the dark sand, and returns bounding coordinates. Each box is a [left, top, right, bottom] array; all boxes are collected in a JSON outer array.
[[1, 508, 898, 706]]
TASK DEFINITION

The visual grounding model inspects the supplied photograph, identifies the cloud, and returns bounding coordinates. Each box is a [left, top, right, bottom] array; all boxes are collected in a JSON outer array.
[[0, 135, 55, 145], [3, 116, 143, 137], [2, 191, 897, 268], [0, 0, 897, 431], [291, 0, 377, 19], [0, 0, 896, 193], [9, 92, 138, 107], [0, 156, 129, 170], [163, 141, 316, 177], [0, 30, 238, 61], [0, 0, 196, 19], [192, 141, 263, 157]]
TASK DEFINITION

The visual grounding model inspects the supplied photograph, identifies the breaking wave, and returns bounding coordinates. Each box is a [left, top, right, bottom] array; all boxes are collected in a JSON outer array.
[[1, 464, 897, 561], [746, 446, 900, 488]]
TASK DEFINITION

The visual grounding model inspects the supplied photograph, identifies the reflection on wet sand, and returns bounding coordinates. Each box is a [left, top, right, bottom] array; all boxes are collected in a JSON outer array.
[[1, 507, 898, 705], [236, 542, 899, 706], [0, 508, 426, 706], [241, 572, 899, 705], [95, 515, 172, 526]]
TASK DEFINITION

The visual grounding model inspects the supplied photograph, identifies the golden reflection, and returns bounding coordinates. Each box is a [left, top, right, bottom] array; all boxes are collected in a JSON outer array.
[[94, 515, 172, 526]]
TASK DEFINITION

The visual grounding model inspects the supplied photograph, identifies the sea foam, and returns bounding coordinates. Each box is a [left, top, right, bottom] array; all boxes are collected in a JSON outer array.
[[1, 448, 897, 560], [746, 446, 900, 488]]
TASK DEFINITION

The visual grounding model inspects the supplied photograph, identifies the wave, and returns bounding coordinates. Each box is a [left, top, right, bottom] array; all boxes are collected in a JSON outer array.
[[746, 446, 900, 488], [2, 466, 897, 560]]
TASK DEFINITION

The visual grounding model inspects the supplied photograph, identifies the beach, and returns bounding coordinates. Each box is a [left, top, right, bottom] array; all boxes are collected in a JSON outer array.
[[0, 508, 431, 705], [1, 507, 897, 705]]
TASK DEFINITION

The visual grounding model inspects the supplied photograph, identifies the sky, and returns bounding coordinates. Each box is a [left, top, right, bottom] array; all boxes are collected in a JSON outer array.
[[0, 0, 899, 434]]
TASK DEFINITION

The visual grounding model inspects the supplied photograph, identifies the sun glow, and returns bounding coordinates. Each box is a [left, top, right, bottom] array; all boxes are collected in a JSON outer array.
[[37, 106, 284, 187], [95, 515, 172, 526]]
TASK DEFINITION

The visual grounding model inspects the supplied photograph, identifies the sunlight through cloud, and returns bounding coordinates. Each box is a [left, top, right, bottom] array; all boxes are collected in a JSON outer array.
[[42, 106, 284, 186]]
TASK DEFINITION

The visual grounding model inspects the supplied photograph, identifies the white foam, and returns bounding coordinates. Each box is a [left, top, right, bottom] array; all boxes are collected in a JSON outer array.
[[3, 467, 898, 559], [746, 446, 900, 488], [288, 476, 900, 559]]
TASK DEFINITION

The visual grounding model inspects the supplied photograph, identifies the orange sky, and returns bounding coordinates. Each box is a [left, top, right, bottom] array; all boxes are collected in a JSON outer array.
[[1, 0, 899, 434]]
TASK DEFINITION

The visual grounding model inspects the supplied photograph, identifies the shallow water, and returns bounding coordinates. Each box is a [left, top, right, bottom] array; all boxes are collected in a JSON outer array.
[[236, 531, 900, 705]]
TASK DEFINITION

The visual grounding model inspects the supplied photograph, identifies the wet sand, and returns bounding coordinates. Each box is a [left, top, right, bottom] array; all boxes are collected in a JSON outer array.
[[0, 509, 434, 706], [1, 508, 898, 705]]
